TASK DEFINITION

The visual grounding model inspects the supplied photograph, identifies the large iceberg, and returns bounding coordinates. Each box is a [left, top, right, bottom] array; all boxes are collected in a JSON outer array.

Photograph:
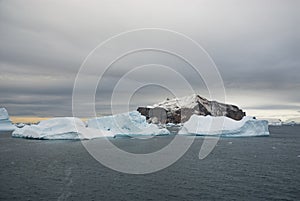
[[12, 111, 170, 139], [87, 111, 170, 137], [12, 117, 113, 140], [0, 108, 16, 131], [178, 115, 269, 137]]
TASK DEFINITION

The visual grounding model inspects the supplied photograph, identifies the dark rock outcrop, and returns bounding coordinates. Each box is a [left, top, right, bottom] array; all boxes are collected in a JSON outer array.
[[137, 94, 246, 124]]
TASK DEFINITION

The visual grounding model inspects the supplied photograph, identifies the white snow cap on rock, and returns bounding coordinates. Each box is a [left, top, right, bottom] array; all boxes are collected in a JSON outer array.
[[153, 94, 202, 111], [179, 115, 269, 137], [88, 111, 170, 136], [0, 108, 16, 131]]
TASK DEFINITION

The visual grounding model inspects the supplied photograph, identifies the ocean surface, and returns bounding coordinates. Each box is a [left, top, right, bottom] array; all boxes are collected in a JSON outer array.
[[0, 125, 299, 201]]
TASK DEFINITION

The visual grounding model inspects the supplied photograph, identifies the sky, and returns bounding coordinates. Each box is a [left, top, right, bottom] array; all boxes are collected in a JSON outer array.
[[0, 0, 299, 120]]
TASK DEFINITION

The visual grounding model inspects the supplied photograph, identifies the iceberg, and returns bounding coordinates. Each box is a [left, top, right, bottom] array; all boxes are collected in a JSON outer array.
[[12, 111, 169, 140], [87, 111, 170, 136], [11, 111, 268, 139], [12, 117, 113, 140], [178, 115, 269, 137], [0, 108, 16, 131]]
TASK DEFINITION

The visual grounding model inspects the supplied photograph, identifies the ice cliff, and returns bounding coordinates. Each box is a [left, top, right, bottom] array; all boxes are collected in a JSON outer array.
[[0, 108, 16, 131], [12, 117, 113, 139], [12, 111, 170, 139], [87, 111, 170, 136]]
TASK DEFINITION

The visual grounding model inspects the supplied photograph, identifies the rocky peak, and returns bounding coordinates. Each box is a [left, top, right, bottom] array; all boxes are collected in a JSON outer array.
[[137, 94, 246, 124]]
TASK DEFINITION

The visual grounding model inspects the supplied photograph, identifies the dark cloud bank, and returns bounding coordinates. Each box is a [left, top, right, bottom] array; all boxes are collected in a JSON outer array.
[[0, 0, 299, 118]]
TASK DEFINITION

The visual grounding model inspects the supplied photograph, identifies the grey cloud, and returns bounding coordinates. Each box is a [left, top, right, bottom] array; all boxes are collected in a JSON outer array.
[[244, 104, 300, 111], [0, 0, 299, 116]]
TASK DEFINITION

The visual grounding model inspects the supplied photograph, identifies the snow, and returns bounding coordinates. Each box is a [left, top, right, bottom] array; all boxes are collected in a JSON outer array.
[[12, 117, 113, 140], [153, 94, 200, 112], [0, 108, 16, 131], [149, 94, 244, 120], [88, 111, 170, 136], [178, 115, 269, 137]]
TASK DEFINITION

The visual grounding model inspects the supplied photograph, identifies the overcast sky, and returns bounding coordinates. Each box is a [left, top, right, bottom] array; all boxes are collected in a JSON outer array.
[[0, 0, 299, 120]]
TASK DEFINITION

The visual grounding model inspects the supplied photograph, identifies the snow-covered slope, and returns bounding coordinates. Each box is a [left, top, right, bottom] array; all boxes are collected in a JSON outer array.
[[0, 108, 16, 131], [179, 115, 269, 137], [12, 117, 113, 139], [155, 94, 244, 117], [153, 94, 202, 111], [88, 111, 170, 136]]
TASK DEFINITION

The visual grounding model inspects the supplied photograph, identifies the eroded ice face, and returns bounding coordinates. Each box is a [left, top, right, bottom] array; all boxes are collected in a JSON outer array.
[[0, 108, 15, 131]]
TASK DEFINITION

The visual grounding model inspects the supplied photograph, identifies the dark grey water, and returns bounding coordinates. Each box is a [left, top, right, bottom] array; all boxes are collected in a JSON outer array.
[[0, 126, 299, 201]]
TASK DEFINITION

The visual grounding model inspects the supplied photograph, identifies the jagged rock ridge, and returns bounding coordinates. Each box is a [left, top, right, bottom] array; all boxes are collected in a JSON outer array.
[[137, 94, 246, 124]]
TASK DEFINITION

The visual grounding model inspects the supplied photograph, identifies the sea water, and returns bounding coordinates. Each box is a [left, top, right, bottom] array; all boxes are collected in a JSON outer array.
[[0, 125, 299, 200]]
